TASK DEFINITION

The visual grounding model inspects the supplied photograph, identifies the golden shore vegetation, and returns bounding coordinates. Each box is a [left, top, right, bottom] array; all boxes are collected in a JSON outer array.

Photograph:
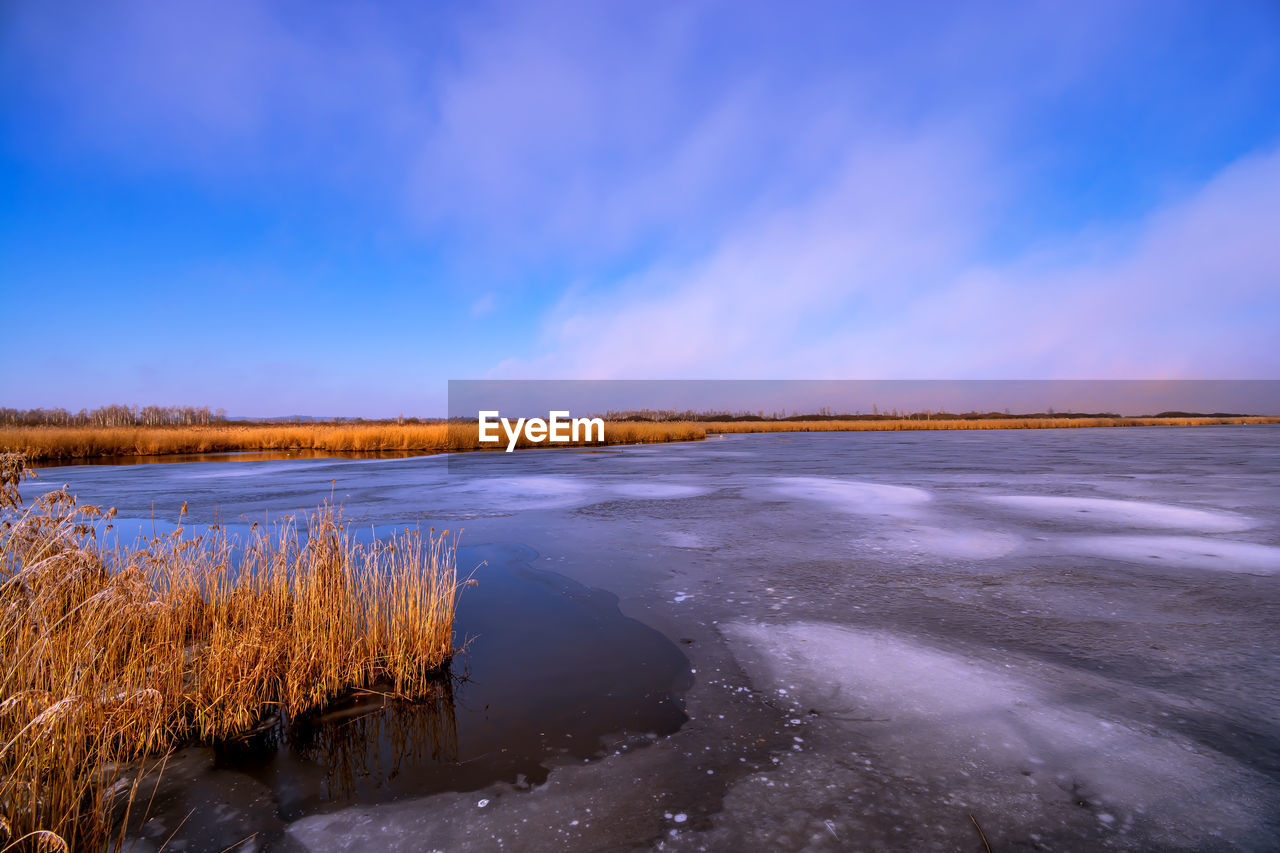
[[1, 416, 1275, 463], [0, 454, 463, 850], [0, 421, 706, 463]]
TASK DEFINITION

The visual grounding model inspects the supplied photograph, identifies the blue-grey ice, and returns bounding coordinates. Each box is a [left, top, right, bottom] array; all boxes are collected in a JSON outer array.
[[24, 425, 1280, 851], [990, 494, 1256, 532], [1065, 534, 1280, 574], [768, 476, 932, 514]]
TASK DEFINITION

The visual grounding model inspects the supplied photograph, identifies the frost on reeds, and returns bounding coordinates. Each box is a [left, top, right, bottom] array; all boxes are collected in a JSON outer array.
[[0, 453, 464, 850]]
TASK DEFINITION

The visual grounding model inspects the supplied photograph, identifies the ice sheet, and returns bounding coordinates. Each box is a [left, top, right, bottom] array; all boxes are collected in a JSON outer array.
[[880, 524, 1020, 560], [769, 476, 931, 516], [1065, 534, 1280, 574], [608, 482, 707, 500], [723, 620, 1271, 846], [990, 495, 1255, 532]]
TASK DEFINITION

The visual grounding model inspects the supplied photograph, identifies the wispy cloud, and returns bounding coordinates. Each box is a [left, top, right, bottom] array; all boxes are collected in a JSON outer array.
[[500, 145, 1280, 379], [470, 292, 498, 318]]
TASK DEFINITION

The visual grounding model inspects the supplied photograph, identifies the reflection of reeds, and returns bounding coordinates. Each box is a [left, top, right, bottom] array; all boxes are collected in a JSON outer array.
[[0, 453, 463, 850], [283, 680, 459, 801]]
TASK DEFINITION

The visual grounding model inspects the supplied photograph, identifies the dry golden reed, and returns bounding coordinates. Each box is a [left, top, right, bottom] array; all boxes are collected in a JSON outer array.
[[4, 416, 1276, 464], [0, 421, 709, 463], [0, 454, 463, 850]]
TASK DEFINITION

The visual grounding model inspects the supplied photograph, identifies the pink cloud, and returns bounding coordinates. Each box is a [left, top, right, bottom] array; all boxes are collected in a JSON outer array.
[[497, 145, 1280, 379]]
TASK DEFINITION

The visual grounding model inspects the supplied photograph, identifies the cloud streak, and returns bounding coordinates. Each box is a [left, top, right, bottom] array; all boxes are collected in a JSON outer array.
[[501, 144, 1280, 379]]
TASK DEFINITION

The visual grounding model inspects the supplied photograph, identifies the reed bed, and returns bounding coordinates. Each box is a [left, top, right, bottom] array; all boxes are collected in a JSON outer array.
[[0, 421, 707, 463], [0, 454, 463, 850], [1, 416, 1274, 464], [0, 423, 454, 463]]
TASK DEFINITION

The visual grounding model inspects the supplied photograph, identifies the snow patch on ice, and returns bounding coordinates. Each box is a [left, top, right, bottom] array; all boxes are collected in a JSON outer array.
[[463, 476, 591, 509], [990, 495, 1254, 532], [663, 531, 707, 549], [722, 620, 1269, 842], [770, 477, 931, 515], [459, 477, 707, 510], [608, 482, 706, 500], [1065, 535, 1280, 574], [882, 525, 1020, 560]]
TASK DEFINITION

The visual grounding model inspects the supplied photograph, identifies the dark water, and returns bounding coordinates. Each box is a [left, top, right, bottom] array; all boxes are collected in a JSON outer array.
[[203, 545, 690, 819], [120, 543, 690, 849]]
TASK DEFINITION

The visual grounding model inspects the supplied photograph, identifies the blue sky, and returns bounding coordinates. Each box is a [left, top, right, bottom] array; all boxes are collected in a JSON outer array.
[[2, 0, 1278, 416]]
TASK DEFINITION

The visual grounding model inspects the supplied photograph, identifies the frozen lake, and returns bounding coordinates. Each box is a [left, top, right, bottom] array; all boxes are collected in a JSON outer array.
[[22, 425, 1280, 851]]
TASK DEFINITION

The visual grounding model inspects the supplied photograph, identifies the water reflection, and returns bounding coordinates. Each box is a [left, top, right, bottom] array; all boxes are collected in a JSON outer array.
[[204, 547, 690, 819], [219, 677, 460, 806]]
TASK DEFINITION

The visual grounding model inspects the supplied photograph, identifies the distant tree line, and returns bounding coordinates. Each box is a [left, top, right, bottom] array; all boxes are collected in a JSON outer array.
[[1, 406, 1250, 427], [0, 405, 227, 427], [239, 415, 441, 424]]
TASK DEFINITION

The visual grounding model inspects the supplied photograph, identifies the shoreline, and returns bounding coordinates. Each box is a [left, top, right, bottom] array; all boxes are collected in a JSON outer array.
[[4, 416, 1278, 464]]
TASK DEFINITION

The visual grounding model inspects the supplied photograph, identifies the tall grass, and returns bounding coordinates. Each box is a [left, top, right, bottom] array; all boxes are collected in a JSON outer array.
[[0, 454, 464, 850], [1, 416, 1274, 464], [0, 424, 454, 463], [0, 421, 708, 463]]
